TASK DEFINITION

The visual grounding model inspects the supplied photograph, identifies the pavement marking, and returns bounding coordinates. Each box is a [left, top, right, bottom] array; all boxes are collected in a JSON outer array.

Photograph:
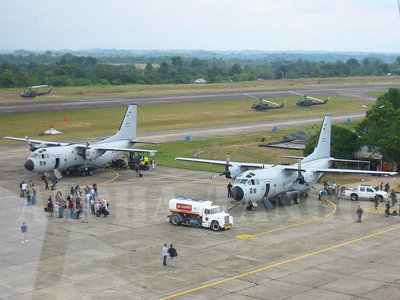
[[160, 224, 400, 300], [236, 199, 337, 239]]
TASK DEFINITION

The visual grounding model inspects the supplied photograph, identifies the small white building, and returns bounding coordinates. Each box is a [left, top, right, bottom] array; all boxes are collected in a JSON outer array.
[[193, 78, 207, 84]]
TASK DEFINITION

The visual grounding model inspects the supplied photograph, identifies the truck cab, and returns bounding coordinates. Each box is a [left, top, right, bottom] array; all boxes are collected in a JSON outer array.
[[168, 197, 233, 231]]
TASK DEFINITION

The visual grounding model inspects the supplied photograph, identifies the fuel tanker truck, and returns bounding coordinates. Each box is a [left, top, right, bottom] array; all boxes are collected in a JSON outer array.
[[168, 197, 234, 231]]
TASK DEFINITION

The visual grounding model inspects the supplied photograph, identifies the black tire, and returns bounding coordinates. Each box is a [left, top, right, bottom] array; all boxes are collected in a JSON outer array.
[[211, 221, 220, 231], [80, 171, 86, 177], [350, 194, 358, 201], [88, 170, 94, 176], [378, 195, 383, 202], [170, 215, 181, 226]]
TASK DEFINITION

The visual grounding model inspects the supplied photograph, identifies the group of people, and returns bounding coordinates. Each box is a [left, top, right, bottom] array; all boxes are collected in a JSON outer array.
[[19, 180, 37, 205], [43, 183, 110, 221], [163, 243, 178, 267]]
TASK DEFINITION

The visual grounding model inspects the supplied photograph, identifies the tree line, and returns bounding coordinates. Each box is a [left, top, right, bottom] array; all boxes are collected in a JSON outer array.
[[304, 88, 400, 171], [1, 53, 400, 88]]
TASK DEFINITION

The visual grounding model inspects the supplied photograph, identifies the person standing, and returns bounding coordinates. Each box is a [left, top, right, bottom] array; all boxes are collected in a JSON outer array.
[[21, 222, 28, 244], [31, 188, 37, 205], [374, 194, 379, 210], [69, 199, 75, 218], [168, 244, 177, 267], [26, 189, 31, 205], [385, 201, 391, 217], [21, 181, 28, 197], [227, 182, 233, 198], [163, 243, 168, 266], [356, 205, 363, 223], [45, 176, 49, 190]]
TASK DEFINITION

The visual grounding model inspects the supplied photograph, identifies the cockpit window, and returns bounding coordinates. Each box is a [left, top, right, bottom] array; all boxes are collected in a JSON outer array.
[[240, 179, 248, 185], [234, 178, 241, 184]]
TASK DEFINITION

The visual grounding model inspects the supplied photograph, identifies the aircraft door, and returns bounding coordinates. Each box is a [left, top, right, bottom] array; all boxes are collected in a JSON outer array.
[[55, 158, 60, 169], [264, 183, 270, 198]]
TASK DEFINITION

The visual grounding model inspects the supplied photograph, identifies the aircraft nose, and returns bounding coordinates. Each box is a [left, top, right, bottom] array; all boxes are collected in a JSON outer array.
[[24, 159, 34, 171], [232, 186, 244, 201]]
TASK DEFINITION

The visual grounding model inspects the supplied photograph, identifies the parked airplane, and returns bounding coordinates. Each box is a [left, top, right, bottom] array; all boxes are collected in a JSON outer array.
[[4, 104, 156, 178], [176, 115, 396, 210]]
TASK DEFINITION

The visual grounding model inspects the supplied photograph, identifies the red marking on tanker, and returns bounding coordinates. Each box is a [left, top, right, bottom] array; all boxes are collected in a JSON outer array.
[[177, 203, 192, 211]]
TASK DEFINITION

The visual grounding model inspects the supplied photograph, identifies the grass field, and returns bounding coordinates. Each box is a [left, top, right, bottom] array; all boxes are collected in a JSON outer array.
[[0, 95, 368, 144]]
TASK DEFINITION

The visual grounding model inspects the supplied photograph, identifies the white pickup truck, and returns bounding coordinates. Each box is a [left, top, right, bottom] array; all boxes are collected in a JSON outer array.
[[344, 185, 388, 201]]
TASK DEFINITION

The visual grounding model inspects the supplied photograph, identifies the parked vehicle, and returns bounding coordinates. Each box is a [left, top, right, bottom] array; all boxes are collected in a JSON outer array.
[[168, 197, 233, 231], [344, 185, 388, 201]]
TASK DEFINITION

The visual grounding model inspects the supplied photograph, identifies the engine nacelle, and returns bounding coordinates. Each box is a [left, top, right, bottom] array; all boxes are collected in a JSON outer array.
[[228, 164, 248, 179], [85, 149, 103, 160]]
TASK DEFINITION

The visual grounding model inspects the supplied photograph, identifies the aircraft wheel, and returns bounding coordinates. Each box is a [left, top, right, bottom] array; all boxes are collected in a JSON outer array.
[[80, 171, 86, 177], [88, 170, 94, 176], [211, 221, 220, 231]]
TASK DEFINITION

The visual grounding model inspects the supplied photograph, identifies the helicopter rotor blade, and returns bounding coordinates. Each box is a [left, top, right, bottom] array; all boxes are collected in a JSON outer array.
[[243, 93, 261, 100], [307, 96, 325, 102], [288, 91, 304, 97], [261, 99, 280, 106]]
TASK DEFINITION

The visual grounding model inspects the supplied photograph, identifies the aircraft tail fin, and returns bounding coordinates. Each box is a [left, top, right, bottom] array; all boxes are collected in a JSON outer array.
[[103, 104, 137, 142], [303, 115, 331, 162]]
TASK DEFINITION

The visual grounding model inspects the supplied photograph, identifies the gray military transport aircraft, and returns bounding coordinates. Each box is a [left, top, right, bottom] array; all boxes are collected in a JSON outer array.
[[4, 104, 156, 178], [176, 115, 397, 210]]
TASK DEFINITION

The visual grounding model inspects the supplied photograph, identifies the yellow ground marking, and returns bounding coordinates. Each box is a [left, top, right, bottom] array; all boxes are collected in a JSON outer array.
[[236, 199, 337, 239], [364, 206, 386, 214], [160, 224, 400, 300]]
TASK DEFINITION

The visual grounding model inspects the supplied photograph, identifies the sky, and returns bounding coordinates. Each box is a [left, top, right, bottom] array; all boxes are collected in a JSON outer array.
[[1, 0, 399, 53]]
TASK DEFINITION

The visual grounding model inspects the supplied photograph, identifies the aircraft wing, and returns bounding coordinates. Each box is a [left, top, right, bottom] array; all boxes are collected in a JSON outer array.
[[3, 136, 71, 147], [175, 157, 273, 169], [283, 165, 397, 176], [89, 145, 157, 156]]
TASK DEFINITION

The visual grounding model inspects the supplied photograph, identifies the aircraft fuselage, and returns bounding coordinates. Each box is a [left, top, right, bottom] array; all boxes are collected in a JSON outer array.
[[231, 158, 330, 206], [24, 140, 133, 174]]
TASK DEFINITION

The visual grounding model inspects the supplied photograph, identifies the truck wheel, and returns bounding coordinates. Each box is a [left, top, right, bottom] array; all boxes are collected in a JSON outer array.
[[170, 215, 181, 226], [351, 194, 358, 201], [378, 195, 383, 202], [211, 221, 220, 231]]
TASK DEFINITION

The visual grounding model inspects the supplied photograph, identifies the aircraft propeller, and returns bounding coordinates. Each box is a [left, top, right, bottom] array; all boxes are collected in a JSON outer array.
[[244, 93, 281, 106], [294, 160, 308, 185], [211, 154, 231, 179]]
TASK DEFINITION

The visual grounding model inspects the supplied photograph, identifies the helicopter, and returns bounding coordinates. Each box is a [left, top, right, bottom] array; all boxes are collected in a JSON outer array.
[[289, 91, 330, 107], [21, 85, 52, 98], [244, 93, 285, 111]]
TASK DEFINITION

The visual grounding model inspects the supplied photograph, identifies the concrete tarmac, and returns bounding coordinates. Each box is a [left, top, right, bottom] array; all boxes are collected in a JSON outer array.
[[1, 143, 400, 299]]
